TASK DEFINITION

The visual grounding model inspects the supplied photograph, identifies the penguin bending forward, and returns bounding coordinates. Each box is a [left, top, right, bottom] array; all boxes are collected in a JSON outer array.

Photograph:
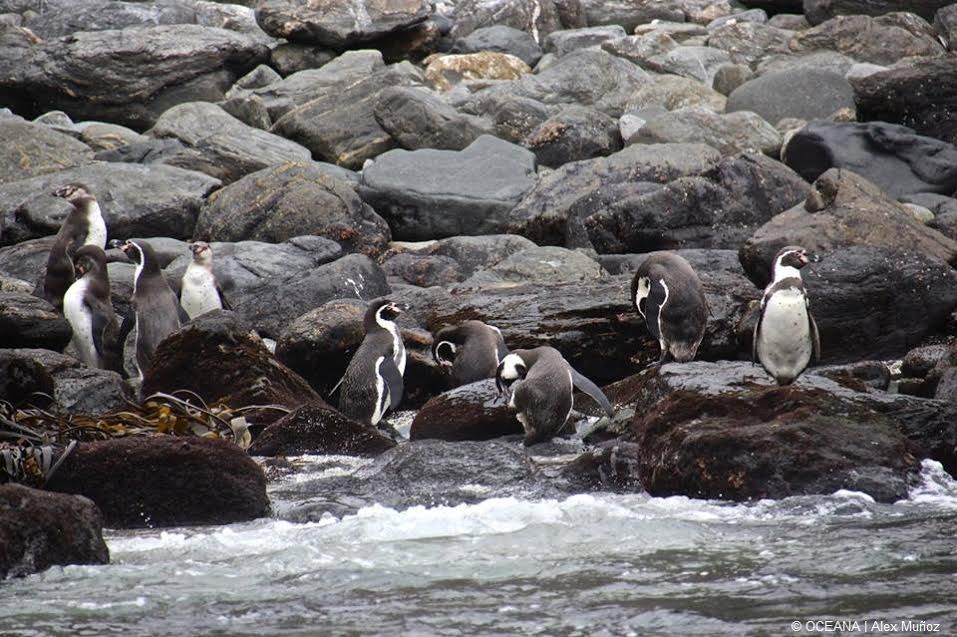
[[631, 252, 709, 364], [495, 347, 615, 446], [180, 241, 231, 319], [62, 245, 124, 375], [43, 183, 108, 310], [432, 320, 509, 387], [339, 300, 406, 426], [753, 245, 820, 385]]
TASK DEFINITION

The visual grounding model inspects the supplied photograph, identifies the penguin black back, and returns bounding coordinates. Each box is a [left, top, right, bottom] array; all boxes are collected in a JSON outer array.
[[432, 320, 509, 386]]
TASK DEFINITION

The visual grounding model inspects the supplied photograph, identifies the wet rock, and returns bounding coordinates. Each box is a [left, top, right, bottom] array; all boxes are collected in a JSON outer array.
[[358, 135, 536, 241], [0, 25, 270, 129], [451, 24, 543, 66], [937, 4, 957, 49], [0, 349, 128, 413], [450, 0, 563, 41], [0, 162, 219, 246], [632, 109, 781, 157], [782, 121, 957, 199], [382, 253, 464, 287], [644, 46, 732, 85], [544, 25, 627, 56], [522, 105, 622, 168], [706, 20, 793, 67], [410, 379, 522, 441], [424, 52, 532, 91], [255, 0, 430, 48], [790, 13, 944, 65], [0, 292, 71, 350], [727, 68, 854, 125], [0, 116, 93, 184], [45, 436, 269, 528], [818, 360, 892, 391], [193, 161, 390, 257], [248, 403, 396, 457], [373, 86, 491, 150], [805, 0, 954, 24], [0, 484, 109, 579], [625, 74, 728, 113], [902, 343, 949, 379]]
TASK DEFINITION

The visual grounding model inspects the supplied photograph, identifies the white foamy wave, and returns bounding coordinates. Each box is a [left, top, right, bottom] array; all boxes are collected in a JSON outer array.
[[902, 459, 957, 509]]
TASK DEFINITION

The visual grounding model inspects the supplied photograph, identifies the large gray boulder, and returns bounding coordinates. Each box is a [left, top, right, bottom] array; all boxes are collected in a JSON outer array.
[[255, 0, 431, 47], [450, 0, 563, 40], [359, 135, 537, 240], [705, 21, 793, 67], [0, 292, 71, 351], [790, 13, 944, 65], [0, 116, 93, 184], [727, 68, 855, 125], [804, 0, 955, 25], [522, 105, 622, 168], [451, 24, 543, 67], [632, 109, 782, 157], [644, 46, 732, 85], [373, 86, 491, 151]]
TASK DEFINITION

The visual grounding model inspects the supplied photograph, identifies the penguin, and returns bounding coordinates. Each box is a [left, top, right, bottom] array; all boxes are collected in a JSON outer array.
[[43, 183, 108, 310], [62, 245, 124, 375], [115, 239, 186, 380], [180, 241, 231, 319], [339, 300, 406, 426], [631, 252, 709, 364], [432, 320, 509, 386], [495, 346, 615, 446], [753, 245, 821, 385]]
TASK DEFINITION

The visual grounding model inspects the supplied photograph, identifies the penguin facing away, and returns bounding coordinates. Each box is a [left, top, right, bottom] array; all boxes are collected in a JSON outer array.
[[495, 346, 615, 446], [432, 320, 509, 387], [753, 245, 821, 385], [43, 183, 108, 310], [339, 300, 406, 426], [180, 241, 231, 320], [62, 245, 124, 375], [631, 252, 709, 364]]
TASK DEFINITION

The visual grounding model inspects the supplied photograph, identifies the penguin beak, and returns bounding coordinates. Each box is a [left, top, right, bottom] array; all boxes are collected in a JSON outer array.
[[388, 303, 402, 315]]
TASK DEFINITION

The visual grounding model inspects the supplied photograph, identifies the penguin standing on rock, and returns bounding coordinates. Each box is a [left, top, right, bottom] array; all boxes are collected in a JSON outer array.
[[180, 241, 231, 319], [631, 252, 709, 364], [339, 300, 406, 426], [432, 320, 509, 386], [43, 183, 108, 310], [62, 245, 124, 375], [753, 245, 821, 385], [115, 239, 186, 380], [496, 346, 615, 446]]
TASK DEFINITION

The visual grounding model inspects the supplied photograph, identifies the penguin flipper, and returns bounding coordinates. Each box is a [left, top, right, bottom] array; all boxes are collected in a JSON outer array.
[[217, 283, 232, 311], [570, 367, 615, 418], [381, 357, 404, 410], [176, 300, 191, 325], [809, 312, 821, 363], [495, 339, 510, 364], [645, 279, 667, 342]]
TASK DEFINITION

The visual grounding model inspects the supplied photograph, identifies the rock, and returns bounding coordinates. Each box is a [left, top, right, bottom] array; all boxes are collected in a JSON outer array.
[[754, 50, 855, 78], [618, 107, 668, 143], [768, 13, 810, 30], [269, 43, 336, 77], [451, 24, 543, 67], [633, 109, 781, 156], [460, 245, 604, 289], [818, 360, 892, 391], [193, 161, 390, 256], [0, 348, 128, 413], [783, 121, 957, 199], [0, 484, 109, 579], [522, 105, 622, 167], [424, 52, 532, 91], [544, 25, 627, 56], [450, 0, 563, 41], [0, 25, 270, 129], [706, 20, 793, 67], [852, 56, 957, 145], [254, 0, 430, 47], [146, 102, 311, 184], [0, 116, 93, 184], [373, 86, 491, 150], [727, 68, 854, 125], [45, 436, 269, 528], [707, 8, 768, 29], [625, 74, 728, 113], [740, 169, 957, 287], [902, 343, 949, 379], [805, 0, 955, 24], [712, 62, 752, 95], [937, 3, 957, 49], [248, 402, 396, 456], [409, 379, 522, 441], [633, 20, 709, 42], [75, 121, 147, 152], [644, 46, 732, 85], [270, 62, 424, 169], [474, 94, 554, 144], [581, 0, 683, 31], [391, 234, 538, 278], [600, 32, 678, 65], [790, 13, 944, 66], [0, 236, 53, 284], [0, 292, 71, 350], [382, 253, 464, 287], [0, 162, 219, 246], [358, 135, 537, 240]]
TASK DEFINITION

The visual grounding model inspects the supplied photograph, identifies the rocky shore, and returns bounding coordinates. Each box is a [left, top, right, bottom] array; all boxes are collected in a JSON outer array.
[[1, 0, 956, 578]]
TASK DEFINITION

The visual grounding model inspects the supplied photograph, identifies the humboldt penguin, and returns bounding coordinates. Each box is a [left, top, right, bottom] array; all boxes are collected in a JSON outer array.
[[43, 183, 108, 310], [753, 245, 821, 385], [432, 320, 509, 386], [339, 300, 406, 426], [631, 252, 709, 364], [116, 239, 185, 380], [180, 241, 231, 319], [495, 346, 615, 446], [62, 245, 123, 375]]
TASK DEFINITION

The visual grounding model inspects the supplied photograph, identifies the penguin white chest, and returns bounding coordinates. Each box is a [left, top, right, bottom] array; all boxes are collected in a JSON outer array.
[[63, 278, 97, 367], [757, 288, 812, 377], [84, 205, 107, 249], [181, 265, 220, 319]]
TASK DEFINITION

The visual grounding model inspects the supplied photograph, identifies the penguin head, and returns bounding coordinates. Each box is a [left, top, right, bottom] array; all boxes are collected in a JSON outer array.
[[495, 353, 528, 395], [53, 183, 95, 205], [365, 299, 403, 332], [115, 239, 160, 274], [772, 246, 818, 280], [632, 276, 651, 318], [73, 245, 107, 277], [189, 241, 213, 265], [433, 340, 456, 367]]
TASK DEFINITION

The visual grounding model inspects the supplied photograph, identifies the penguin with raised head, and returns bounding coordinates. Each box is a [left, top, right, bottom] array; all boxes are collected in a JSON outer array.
[[43, 183, 108, 310], [115, 239, 186, 380], [432, 320, 509, 387], [339, 300, 406, 426], [753, 245, 821, 385], [631, 252, 709, 364], [495, 346, 615, 446], [62, 245, 124, 375], [180, 241, 231, 319]]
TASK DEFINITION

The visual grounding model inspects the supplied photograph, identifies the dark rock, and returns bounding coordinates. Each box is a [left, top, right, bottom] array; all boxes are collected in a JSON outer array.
[[0, 116, 93, 185], [522, 105, 622, 168], [706, 21, 793, 67], [544, 25, 627, 56], [48, 366, 130, 414], [479, 94, 554, 144], [712, 62, 753, 96], [389, 234, 538, 279], [269, 43, 337, 76], [754, 49, 855, 77], [707, 8, 768, 29], [451, 24, 543, 66], [933, 367, 957, 402], [644, 46, 732, 85], [373, 86, 491, 151], [783, 121, 957, 199], [0, 349, 128, 413], [358, 135, 537, 240], [450, 0, 562, 40], [727, 68, 854, 125], [248, 403, 396, 457], [76, 121, 147, 152], [852, 56, 957, 145], [633, 109, 781, 156], [382, 253, 465, 287], [818, 360, 892, 390], [255, 0, 430, 48], [0, 484, 109, 579], [581, 0, 684, 31], [805, 0, 955, 24], [194, 161, 391, 256], [600, 32, 678, 65], [0, 292, 71, 350], [625, 74, 728, 113], [937, 3, 957, 49], [410, 379, 522, 441], [0, 162, 219, 246], [45, 436, 269, 528], [902, 343, 949, 378], [457, 245, 604, 290], [790, 13, 944, 65]]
